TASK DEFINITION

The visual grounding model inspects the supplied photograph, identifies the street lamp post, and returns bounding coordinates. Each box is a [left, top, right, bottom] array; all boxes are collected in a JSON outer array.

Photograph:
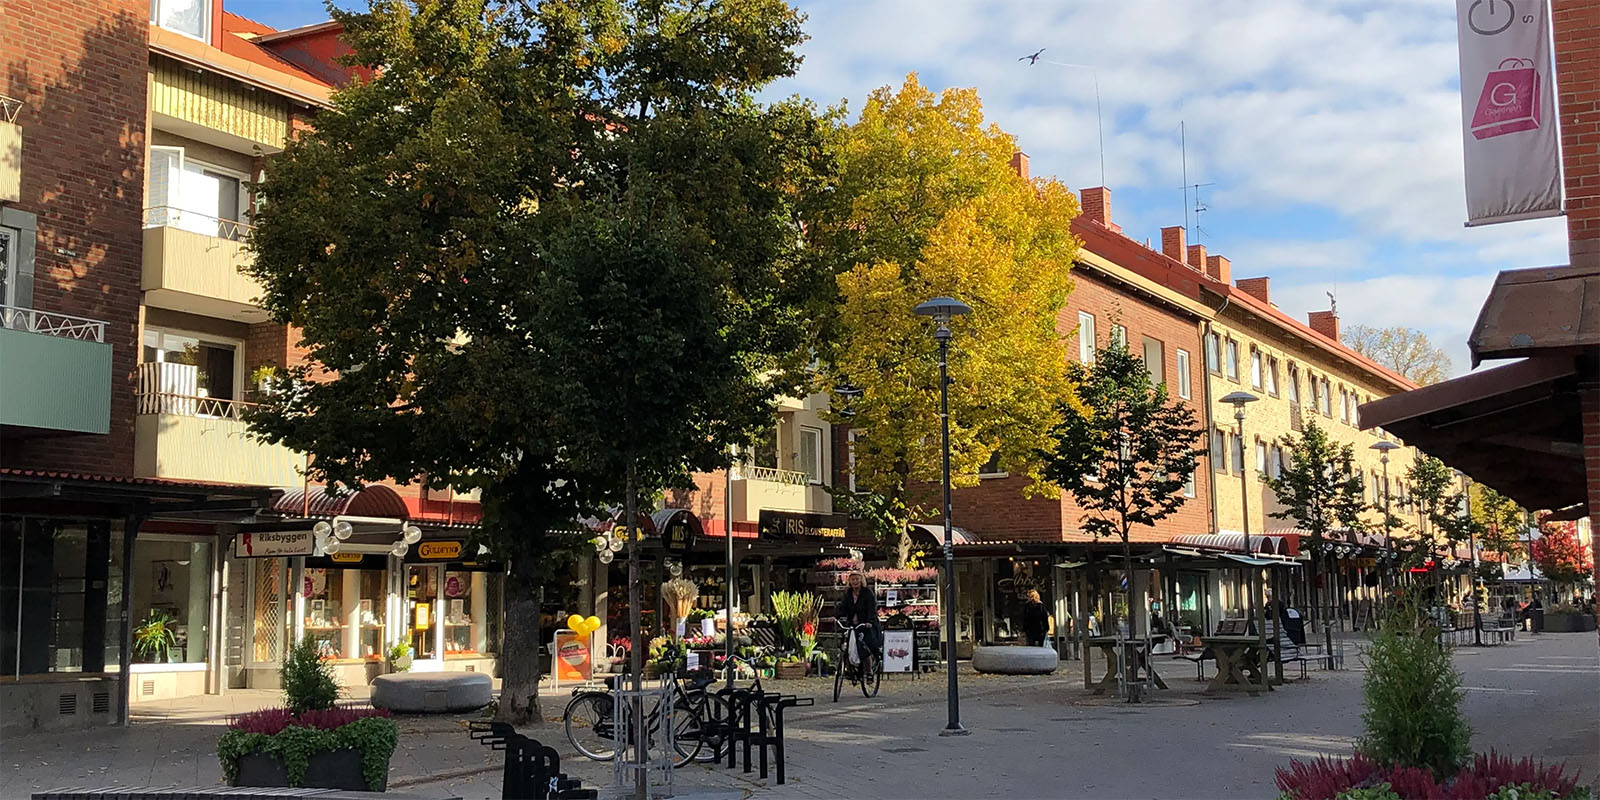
[[914, 296, 972, 737], [1371, 441, 1401, 594], [1220, 391, 1263, 687]]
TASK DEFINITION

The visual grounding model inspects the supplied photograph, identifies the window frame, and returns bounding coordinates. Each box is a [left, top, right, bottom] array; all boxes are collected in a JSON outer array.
[[1287, 363, 1300, 405], [1232, 433, 1245, 476], [798, 425, 825, 485], [1224, 339, 1240, 382], [1077, 311, 1097, 364], [1141, 335, 1165, 389], [1205, 333, 1221, 375], [1249, 347, 1263, 390], [150, 0, 211, 43], [1265, 357, 1280, 397], [1111, 323, 1127, 349], [141, 325, 246, 401], [1175, 348, 1192, 400], [0, 226, 15, 307], [1211, 429, 1228, 474]]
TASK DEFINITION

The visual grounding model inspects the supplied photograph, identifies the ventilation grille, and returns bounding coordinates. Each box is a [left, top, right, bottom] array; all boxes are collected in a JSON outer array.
[[464, 664, 475, 673], [141, 679, 156, 697], [92, 692, 111, 714], [58, 694, 77, 715]]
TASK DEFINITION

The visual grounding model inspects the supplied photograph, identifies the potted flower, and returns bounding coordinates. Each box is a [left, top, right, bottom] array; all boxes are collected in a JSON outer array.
[[386, 642, 412, 672], [133, 610, 178, 664], [219, 636, 399, 792]]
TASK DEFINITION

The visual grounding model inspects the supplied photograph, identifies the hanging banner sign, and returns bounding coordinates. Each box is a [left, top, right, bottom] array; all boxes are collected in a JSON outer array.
[[234, 531, 314, 558], [1456, 0, 1562, 226]]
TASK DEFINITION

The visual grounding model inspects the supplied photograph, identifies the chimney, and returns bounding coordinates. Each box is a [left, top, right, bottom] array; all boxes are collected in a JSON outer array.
[[1206, 255, 1231, 285], [1186, 243, 1206, 271], [1160, 226, 1187, 263], [1080, 187, 1111, 227], [1010, 151, 1030, 180], [1309, 310, 1339, 341], [1235, 276, 1269, 303]]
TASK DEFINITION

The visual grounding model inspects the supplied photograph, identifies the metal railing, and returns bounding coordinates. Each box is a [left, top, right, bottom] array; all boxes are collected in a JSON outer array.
[[144, 205, 254, 241], [736, 465, 810, 485], [137, 390, 258, 420], [0, 305, 107, 342], [0, 94, 22, 123]]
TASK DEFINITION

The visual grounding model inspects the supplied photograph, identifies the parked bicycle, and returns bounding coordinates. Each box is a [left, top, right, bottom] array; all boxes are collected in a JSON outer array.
[[832, 618, 881, 701], [562, 672, 711, 767]]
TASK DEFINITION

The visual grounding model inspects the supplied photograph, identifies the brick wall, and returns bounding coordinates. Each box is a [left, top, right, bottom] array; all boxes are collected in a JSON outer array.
[[2, 1, 149, 477], [1555, 0, 1600, 267]]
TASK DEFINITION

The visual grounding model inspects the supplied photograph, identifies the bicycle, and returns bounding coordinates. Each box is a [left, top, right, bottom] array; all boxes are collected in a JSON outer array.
[[832, 618, 881, 702], [562, 672, 710, 767]]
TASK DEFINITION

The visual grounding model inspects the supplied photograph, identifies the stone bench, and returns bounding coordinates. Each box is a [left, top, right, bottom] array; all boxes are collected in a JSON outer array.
[[370, 671, 492, 714], [970, 645, 1059, 675]]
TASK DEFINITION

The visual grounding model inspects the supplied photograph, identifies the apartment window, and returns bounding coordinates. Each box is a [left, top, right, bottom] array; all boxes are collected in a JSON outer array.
[[798, 426, 824, 484], [978, 450, 1007, 479], [1287, 363, 1300, 405], [1183, 469, 1197, 498], [1111, 324, 1127, 348], [1271, 446, 1285, 479], [1339, 388, 1350, 423], [846, 430, 862, 492], [1211, 429, 1227, 473], [1266, 358, 1280, 397], [151, 0, 209, 41], [749, 426, 779, 469], [1249, 348, 1263, 390], [1141, 336, 1165, 388], [1255, 440, 1268, 475], [1077, 312, 1097, 363], [1321, 378, 1333, 416], [1205, 333, 1221, 374], [1175, 349, 1192, 399], [1232, 434, 1245, 475], [147, 147, 250, 240], [142, 328, 239, 401], [1224, 339, 1240, 382], [0, 228, 14, 306]]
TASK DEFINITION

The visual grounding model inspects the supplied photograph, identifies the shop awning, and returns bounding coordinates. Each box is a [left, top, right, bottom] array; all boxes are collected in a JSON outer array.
[[273, 484, 410, 519], [1220, 553, 1301, 568], [1168, 532, 1292, 556], [909, 523, 976, 547]]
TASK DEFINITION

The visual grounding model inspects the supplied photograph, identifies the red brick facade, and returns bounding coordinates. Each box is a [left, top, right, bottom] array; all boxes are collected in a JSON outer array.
[[1, 1, 149, 477]]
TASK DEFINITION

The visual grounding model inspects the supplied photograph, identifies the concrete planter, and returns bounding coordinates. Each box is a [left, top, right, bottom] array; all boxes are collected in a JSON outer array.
[[235, 747, 384, 792], [1542, 612, 1597, 633]]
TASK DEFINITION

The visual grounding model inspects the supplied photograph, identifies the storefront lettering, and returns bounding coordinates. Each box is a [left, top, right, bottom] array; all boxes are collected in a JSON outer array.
[[417, 541, 463, 560], [234, 530, 315, 558], [758, 510, 848, 540]]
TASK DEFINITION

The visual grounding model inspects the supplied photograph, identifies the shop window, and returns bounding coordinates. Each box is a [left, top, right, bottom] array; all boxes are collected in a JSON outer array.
[[1175, 349, 1192, 399], [131, 537, 212, 664], [1077, 312, 1096, 363], [0, 519, 117, 677], [299, 563, 386, 660], [798, 426, 824, 484], [443, 569, 476, 655], [407, 565, 438, 660]]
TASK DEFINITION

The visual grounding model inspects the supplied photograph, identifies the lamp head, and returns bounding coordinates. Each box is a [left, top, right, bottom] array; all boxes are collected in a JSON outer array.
[[914, 297, 972, 340], [1370, 440, 1400, 461]]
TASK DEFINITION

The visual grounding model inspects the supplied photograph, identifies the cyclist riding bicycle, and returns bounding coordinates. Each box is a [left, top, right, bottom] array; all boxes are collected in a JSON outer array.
[[835, 571, 881, 659]]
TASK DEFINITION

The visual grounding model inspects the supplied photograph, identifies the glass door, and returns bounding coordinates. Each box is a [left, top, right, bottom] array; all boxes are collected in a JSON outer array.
[[405, 565, 442, 667]]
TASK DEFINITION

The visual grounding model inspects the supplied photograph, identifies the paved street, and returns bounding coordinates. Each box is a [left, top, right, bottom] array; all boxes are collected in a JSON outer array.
[[3, 632, 1594, 800]]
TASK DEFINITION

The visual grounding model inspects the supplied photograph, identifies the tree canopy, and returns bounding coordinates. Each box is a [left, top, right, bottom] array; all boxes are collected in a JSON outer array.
[[814, 75, 1081, 561], [245, 0, 833, 721], [1342, 324, 1452, 385], [1532, 519, 1593, 585]]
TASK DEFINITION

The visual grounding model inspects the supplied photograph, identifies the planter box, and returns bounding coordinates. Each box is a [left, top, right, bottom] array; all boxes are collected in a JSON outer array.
[[1542, 613, 1597, 633], [775, 661, 806, 680], [234, 747, 385, 792]]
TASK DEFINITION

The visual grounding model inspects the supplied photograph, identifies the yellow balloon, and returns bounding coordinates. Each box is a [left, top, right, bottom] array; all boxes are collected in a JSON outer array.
[[566, 614, 584, 631], [584, 616, 602, 634]]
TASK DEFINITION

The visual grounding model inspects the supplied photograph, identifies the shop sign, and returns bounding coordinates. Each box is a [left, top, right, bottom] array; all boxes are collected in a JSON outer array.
[[883, 630, 915, 673], [553, 630, 592, 684], [662, 515, 696, 554], [234, 530, 314, 558], [330, 552, 364, 564], [417, 540, 463, 560], [758, 510, 847, 541]]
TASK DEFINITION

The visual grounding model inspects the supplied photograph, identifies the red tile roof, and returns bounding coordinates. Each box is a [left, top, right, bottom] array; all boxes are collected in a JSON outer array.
[[0, 467, 273, 495], [222, 10, 276, 37], [214, 13, 333, 89]]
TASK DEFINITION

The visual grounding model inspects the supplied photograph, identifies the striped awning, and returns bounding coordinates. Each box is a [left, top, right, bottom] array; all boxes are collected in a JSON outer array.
[[273, 484, 410, 519], [1169, 532, 1292, 556]]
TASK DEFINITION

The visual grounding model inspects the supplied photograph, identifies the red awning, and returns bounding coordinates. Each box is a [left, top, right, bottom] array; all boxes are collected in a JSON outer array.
[[273, 484, 410, 519]]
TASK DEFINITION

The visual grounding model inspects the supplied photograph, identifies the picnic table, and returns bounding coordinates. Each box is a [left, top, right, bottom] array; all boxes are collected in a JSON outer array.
[[1087, 634, 1168, 694], [1203, 634, 1271, 694]]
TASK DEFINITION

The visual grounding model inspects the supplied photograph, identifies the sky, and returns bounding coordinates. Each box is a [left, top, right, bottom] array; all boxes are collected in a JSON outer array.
[[231, 0, 1572, 377]]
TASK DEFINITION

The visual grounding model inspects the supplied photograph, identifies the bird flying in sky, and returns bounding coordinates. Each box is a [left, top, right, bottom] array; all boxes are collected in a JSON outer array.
[[1019, 48, 1045, 65]]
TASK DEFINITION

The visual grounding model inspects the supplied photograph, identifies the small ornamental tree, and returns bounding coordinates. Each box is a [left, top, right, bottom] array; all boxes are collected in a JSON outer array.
[[1263, 420, 1366, 625], [1532, 520, 1594, 585], [1357, 595, 1471, 780], [1043, 342, 1204, 652], [1406, 455, 1462, 565]]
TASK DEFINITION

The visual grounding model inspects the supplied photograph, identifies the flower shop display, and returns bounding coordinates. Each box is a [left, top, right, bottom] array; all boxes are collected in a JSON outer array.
[[771, 590, 823, 673], [661, 578, 699, 638]]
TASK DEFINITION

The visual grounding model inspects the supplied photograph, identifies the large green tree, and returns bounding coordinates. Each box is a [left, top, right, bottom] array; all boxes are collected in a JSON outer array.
[[1406, 455, 1463, 571], [815, 75, 1080, 564], [1263, 420, 1367, 623], [245, 0, 832, 723], [1470, 483, 1527, 564]]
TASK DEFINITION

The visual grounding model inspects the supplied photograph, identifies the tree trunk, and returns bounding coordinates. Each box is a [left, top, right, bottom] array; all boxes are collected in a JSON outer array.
[[497, 577, 543, 724], [894, 522, 911, 568]]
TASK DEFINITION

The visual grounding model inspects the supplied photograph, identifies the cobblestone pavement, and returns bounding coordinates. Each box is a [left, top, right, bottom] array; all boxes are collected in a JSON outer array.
[[3, 632, 1594, 800]]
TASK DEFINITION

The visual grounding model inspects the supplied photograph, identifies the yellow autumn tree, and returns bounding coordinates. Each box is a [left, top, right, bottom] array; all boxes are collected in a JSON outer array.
[[815, 74, 1081, 564]]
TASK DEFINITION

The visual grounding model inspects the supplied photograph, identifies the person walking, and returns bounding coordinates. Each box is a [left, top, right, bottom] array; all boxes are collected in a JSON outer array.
[[1022, 589, 1051, 648]]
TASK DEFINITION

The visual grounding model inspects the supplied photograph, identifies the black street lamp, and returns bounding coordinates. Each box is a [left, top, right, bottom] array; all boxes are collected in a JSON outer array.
[[1220, 390, 1263, 687], [913, 296, 971, 737]]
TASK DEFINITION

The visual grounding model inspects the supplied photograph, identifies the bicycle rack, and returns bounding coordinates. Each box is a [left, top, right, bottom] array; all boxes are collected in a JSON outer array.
[[468, 720, 598, 800], [716, 687, 812, 785]]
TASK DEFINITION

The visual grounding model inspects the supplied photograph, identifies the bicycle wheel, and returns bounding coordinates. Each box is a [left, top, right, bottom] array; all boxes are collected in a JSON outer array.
[[861, 650, 881, 698], [692, 693, 731, 762], [833, 653, 845, 702], [669, 697, 704, 767], [564, 692, 618, 761]]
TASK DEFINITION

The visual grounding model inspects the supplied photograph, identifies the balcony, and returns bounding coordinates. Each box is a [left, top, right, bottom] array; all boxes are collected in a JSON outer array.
[[0, 307, 111, 435], [142, 207, 269, 323], [728, 465, 832, 521], [134, 364, 303, 487]]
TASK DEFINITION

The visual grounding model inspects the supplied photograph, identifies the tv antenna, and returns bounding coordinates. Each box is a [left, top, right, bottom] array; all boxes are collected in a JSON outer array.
[[1180, 121, 1216, 240], [1024, 54, 1105, 187]]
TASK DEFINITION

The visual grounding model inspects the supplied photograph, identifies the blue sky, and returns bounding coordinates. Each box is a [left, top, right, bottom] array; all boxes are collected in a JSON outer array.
[[232, 0, 1571, 376]]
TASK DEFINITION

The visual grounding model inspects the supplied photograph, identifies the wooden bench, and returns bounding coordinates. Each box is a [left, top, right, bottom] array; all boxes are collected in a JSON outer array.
[[1170, 619, 1249, 680]]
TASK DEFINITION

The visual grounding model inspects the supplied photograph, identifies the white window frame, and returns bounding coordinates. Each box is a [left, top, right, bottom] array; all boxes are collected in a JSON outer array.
[[0, 227, 15, 306], [1266, 357, 1279, 397], [1141, 335, 1164, 389], [1205, 333, 1221, 374], [1175, 349, 1192, 400], [1077, 311, 1096, 364], [1111, 324, 1127, 349], [142, 325, 246, 400], [1183, 469, 1197, 498], [150, 0, 211, 43], [1224, 339, 1240, 381], [798, 425, 825, 485], [1249, 348, 1262, 390], [1255, 440, 1268, 475]]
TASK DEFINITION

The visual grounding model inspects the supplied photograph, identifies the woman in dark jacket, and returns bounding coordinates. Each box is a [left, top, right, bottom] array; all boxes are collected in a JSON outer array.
[[1022, 590, 1050, 647], [836, 572, 881, 658]]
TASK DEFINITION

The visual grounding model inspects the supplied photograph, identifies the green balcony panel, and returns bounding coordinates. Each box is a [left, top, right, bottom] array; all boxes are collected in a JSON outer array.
[[0, 326, 112, 434]]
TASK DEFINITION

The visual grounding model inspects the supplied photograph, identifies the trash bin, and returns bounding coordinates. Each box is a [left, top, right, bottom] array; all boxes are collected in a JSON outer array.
[[1530, 608, 1545, 633]]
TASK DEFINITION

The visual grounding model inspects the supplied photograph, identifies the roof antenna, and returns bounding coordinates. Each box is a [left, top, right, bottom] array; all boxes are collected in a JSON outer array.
[[1026, 54, 1105, 187], [1179, 121, 1215, 240]]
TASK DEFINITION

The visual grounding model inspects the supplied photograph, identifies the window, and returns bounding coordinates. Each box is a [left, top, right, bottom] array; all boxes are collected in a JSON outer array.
[[798, 426, 824, 484], [1175, 349, 1192, 399], [1232, 433, 1245, 475], [1255, 440, 1267, 474], [147, 147, 250, 239], [1111, 324, 1127, 348], [749, 426, 779, 469], [1287, 363, 1300, 405], [1183, 469, 1197, 498], [846, 430, 862, 492], [131, 536, 214, 664], [1211, 429, 1227, 473], [1077, 312, 1096, 363], [1271, 446, 1285, 479], [1205, 333, 1221, 374], [1266, 357, 1280, 397], [1224, 339, 1240, 381], [1, 519, 123, 677], [0, 227, 14, 306], [1321, 379, 1333, 415], [151, 0, 209, 41], [142, 328, 239, 401], [1249, 348, 1263, 389], [1339, 388, 1350, 423], [1141, 336, 1165, 388], [978, 449, 1007, 478]]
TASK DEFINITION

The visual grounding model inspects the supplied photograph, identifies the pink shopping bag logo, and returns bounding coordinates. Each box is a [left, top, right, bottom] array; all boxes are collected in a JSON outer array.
[[1471, 57, 1541, 140]]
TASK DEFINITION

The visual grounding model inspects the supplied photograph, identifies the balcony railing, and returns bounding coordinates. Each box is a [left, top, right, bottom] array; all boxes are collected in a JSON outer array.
[[0, 305, 107, 342], [737, 465, 810, 485], [144, 206, 253, 241], [0, 94, 21, 123], [136, 362, 255, 419]]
